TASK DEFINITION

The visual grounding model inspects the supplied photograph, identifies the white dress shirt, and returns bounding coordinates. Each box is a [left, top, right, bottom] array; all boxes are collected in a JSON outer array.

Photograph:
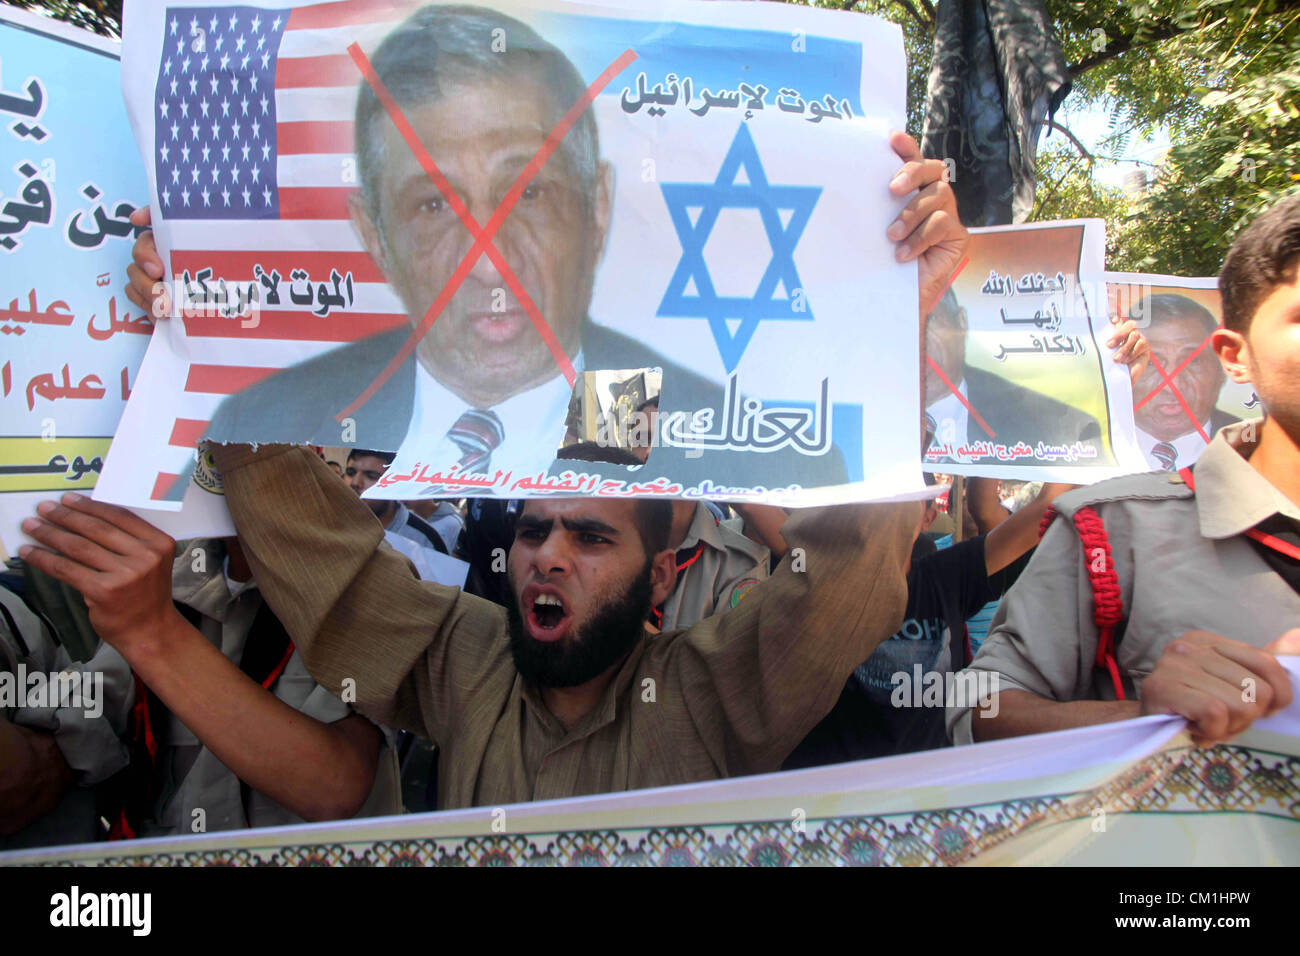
[[926, 380, 973, 461], [407, 352, 583, 482]]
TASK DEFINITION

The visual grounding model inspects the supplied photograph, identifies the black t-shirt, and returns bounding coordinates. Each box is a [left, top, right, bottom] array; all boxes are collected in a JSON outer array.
[[784, 534, 1030, 769]]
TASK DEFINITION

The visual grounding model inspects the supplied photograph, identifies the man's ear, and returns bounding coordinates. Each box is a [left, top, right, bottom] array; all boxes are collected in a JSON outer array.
[[1212, 327, 1252, 384], [649, 548, 677, 609], [956, 306, 968, 333], [349, 191, 390, 278]]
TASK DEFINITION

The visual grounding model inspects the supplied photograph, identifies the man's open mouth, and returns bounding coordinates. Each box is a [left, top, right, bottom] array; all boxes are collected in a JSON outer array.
[[467, 308, 530, 346], [523, 586, 573, 643]]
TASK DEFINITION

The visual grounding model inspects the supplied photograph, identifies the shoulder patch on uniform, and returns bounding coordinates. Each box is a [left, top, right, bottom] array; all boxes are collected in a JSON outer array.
[[729, 578, 760, 608], [191, 445, 225, 496], [1052, 470, 1193, 518]]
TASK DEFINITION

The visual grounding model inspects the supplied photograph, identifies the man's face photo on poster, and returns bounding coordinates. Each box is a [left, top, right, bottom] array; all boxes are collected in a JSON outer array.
[[349, 7, 611, 409], [924, 289, 967, 407], [1129, 293, 1226, 443]]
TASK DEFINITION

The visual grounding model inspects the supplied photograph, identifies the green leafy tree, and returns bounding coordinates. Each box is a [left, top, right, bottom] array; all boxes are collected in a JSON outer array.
[[797, 0, 1299, 274], [10, 0, 121, 38]]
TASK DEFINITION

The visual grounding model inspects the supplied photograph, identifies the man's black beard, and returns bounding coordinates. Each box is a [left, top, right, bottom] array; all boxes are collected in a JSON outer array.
[[507, 562, 653, 689]]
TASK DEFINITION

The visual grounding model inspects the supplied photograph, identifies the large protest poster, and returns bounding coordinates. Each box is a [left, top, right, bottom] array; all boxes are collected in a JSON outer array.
[[8, 660, 1299, 866], [1106, 272, 1255, 473], [94, 0, 922, 530], [0, 8, 154, 555], [923, 220, 1145, 481]]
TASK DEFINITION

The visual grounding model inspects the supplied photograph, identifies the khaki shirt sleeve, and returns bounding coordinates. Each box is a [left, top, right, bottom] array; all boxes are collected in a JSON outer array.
[[712, 538, 768, 610], [946, 515, 1104, 745], [211, 443, 508, 744], [652, 500, 918, 776]]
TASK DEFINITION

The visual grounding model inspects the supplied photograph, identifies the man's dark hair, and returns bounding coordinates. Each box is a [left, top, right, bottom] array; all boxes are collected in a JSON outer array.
[[1219, 194, 1300, 334], [551, 442, 672, 557], [1129, 293, 1218, 337], [632, 500, 673, 558], [927, 287, 965, 330], [347, 448, 396, 465], [355, 4, 600, 224]]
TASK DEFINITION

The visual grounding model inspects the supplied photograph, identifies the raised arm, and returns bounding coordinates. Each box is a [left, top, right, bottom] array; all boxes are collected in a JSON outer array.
[[659, 499, 920, 775], [982, 481, 1078, 575], [209, 442, 511, 740], [19, 498, 383, 821]]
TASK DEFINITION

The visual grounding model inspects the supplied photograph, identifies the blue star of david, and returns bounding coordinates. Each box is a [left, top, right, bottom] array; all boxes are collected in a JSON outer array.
[[658, 123, 821, 372]]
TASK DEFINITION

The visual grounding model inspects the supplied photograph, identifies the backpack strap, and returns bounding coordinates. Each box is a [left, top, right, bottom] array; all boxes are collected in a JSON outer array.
[[1038, 503, 1128, 701]]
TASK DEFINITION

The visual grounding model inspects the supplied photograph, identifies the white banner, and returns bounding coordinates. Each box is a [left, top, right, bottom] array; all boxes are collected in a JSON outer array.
[[8, 660, 1300, 866]]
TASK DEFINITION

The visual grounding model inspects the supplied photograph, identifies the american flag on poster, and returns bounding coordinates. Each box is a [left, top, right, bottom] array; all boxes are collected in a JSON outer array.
[[115, 0, 416, 505]]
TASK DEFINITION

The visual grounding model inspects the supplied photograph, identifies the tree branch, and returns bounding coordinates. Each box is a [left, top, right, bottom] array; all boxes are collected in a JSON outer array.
[[1032, 155, 1082, 220], [1068, 21, 1192, 77], [1046, 120, 1094, 163], [889, 0, 933, 30]]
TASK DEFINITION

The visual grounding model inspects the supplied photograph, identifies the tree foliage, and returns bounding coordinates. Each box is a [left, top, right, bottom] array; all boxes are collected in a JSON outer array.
[[10, 0, 121, 38], [799, 0, 1300, 275]]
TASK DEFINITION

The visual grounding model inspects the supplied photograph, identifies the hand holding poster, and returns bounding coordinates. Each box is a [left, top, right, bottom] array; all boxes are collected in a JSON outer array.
[[96, 0, 929, 529], [1108, 272, 1256, 473], [0, 7, 153, 554], [922, 220, 1146, 480]]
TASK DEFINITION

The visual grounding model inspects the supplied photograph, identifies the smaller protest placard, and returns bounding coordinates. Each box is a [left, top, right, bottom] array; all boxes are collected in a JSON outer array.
[[923, 219, 1146, 481], [1107, 272, 1254, 473]]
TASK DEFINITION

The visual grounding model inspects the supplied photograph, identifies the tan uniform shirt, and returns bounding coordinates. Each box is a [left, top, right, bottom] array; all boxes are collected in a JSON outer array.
[[658, 502, 769, 632], [948, 421, 1300, 744], [212, 444, 916, 811]]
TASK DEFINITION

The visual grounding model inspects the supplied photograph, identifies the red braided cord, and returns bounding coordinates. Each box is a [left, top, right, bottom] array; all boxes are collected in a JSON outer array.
[[1038, 507, 1058, 540], [1071, 506, 1124, 627], [1071, 505, 1127, 700]]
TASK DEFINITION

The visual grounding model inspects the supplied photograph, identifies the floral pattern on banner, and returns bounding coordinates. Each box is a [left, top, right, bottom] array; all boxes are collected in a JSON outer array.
[[32, 744, 1300, 867]]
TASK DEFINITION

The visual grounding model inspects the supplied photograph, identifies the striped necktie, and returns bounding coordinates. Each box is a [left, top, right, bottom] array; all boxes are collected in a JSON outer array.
[[447, 408, 504, 472], [1151, 441, 1178, 472]]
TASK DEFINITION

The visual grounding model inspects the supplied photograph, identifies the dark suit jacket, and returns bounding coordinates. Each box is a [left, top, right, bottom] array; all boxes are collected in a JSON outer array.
[[192, 319, 847, 497], [960, 365, 1103, 450], [1208, 408, 1241, 441]]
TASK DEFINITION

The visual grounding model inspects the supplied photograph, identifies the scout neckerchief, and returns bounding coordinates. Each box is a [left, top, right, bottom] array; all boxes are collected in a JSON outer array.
[[1179, 466, 1300, 597]]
